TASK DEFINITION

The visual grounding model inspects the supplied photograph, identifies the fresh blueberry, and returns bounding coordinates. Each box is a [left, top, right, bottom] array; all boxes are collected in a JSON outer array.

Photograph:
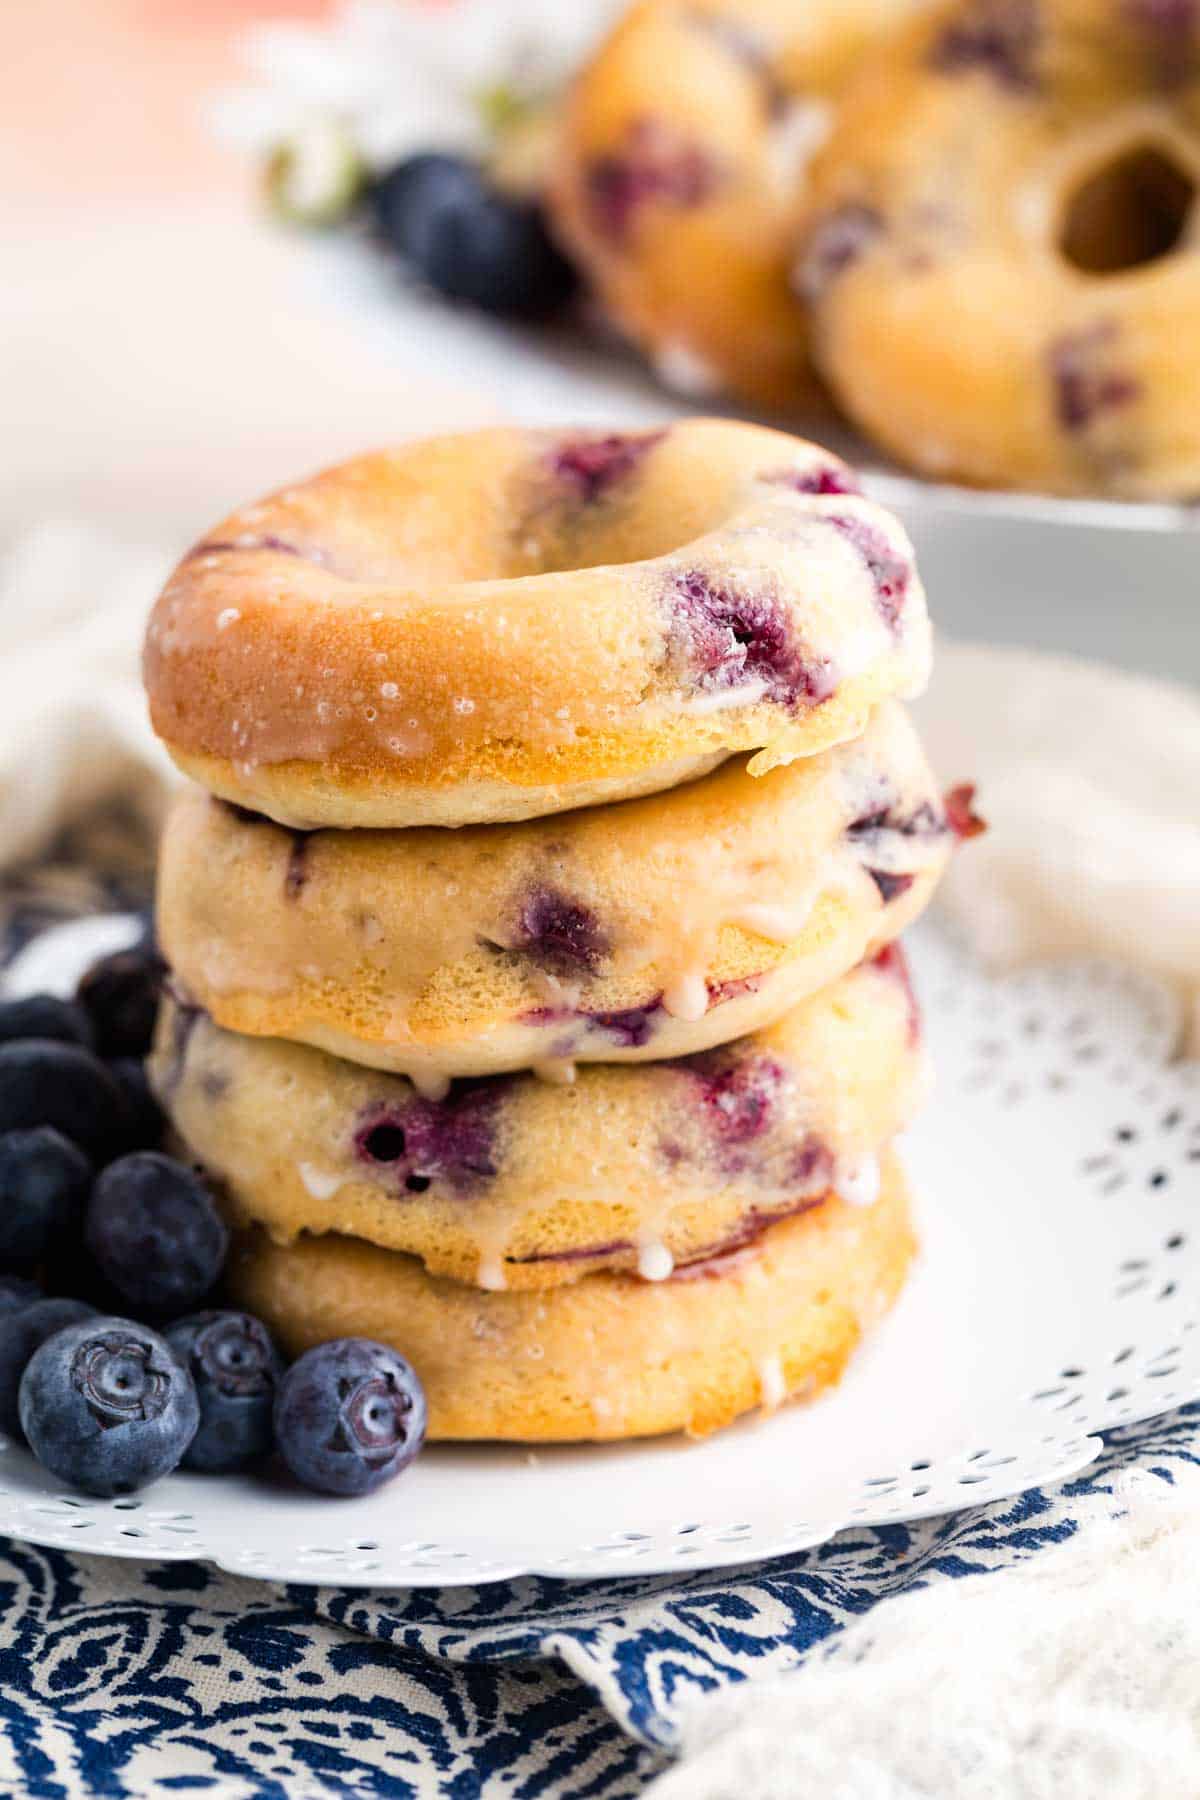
[[85, 1153, 229, 1317], [0, 1297, 96, 1435], [166, 1311, 285, 1473], [370, 153, 576, 317], [0, 1128, 92, 1264], [20, 1316, 199, 1496], [77, 948, 165, 1059], [0, 994, 94, 1050], [0, 1040, 124, 1157], [0, 1274, 42, 1315], [109, 1058, 166, 1153], [274, 1338, 427, 1496]]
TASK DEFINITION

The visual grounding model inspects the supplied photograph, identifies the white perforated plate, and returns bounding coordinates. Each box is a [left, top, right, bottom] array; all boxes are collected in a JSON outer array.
[[0, 922, 1197, 1587]]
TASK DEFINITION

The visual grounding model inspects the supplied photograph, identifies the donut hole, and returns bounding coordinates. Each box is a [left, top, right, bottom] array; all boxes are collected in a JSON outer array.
[[1059, 144, 1195, 275]]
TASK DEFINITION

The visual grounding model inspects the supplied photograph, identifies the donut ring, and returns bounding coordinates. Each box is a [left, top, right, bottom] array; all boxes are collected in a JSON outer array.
[[143, 421, 931, 829], [152, 950, 924, 1292], [549, 0, 922, 409], [227, 1153, 915, 1441], [800, 0, 1200, 497], [155, 703, 950, 1082]]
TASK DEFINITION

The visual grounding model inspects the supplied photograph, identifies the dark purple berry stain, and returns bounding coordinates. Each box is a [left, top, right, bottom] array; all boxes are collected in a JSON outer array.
[[156, 981, 204, 1098], [1050, 323, 1139, 432], [355, 1081, 507, 1195], [796, 204, 884, 303], [511, 1178, 833, 1273], [674, 1047, 789, 1174], [583, 1001, 661, 1050], [671, 1189, 829, 1277], [930, 0, 1039, 88], [585, 117, 719, 245], [705, 972, 765, 1007], [847, 796, 949, 847], [512, 886, 609, 978], [509, 1236, 634, 1269], [284, 832, 313, 901], [548, 429, 664, 504], [867, 869, 916, 904], [762, 462, 863, 497], [827, 514, 911, 632], [848, 795, 951, 901], [519, 971, 768, 1048], [666, 569, 832, 708]]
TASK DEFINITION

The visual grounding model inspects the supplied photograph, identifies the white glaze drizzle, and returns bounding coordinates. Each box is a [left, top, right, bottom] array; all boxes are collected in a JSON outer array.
[[406, 1067, 452, 1103], [533, 1058, 577, 1087], [758, 1353, 787, 1412], [838, 1154, 882, 1209], [662, 970, 709, 1023], [476, 1250, 507, 1292], [637, 1240, 675, 1283], [733, 898, 816, 944], [297, 1163, 344, 1202], [680, 678, 769, 716], [654, 340, 721, 398]]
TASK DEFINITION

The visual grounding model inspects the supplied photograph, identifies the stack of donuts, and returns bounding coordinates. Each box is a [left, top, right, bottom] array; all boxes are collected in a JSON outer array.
[[143, 418, 972, 1442]]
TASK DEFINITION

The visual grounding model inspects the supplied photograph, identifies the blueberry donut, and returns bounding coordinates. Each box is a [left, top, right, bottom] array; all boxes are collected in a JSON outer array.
[[800, 0, 1200, 497], [156, 703, 954, 1082], [152, 949, 925, 1292], [549, 0, 922, 409], [228, 1152, 914, 1440], [143, 421, 931, 829]]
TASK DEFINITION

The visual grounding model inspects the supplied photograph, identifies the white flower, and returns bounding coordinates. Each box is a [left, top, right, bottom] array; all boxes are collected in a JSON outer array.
[[208, 0, 621, 169]]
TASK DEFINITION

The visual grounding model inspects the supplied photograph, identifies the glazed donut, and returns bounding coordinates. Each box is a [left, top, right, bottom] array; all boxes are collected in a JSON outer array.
[[799, 0, 1200, 497], [143, 421, 931, 829], [227, 1152, 915, 1441], [155, 702, 951, 1083], [549, 0, 922, 409], [151, 949, 924, 1292]]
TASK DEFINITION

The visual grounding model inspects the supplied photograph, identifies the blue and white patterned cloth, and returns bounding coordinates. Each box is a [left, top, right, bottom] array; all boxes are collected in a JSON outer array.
[[2, 1405, 1197, 1798]]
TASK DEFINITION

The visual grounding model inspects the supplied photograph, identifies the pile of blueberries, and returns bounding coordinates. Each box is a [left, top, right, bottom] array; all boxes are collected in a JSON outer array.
[[0, 937, 426, 1500]]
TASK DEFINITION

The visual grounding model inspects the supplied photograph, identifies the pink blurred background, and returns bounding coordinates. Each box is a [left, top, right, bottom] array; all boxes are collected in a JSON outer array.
[[5, 1, 489, 538], [10, 1, 330, 206]]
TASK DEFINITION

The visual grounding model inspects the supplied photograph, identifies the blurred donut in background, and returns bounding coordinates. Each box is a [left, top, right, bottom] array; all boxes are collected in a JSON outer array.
[[548, 0, 926, 411]]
